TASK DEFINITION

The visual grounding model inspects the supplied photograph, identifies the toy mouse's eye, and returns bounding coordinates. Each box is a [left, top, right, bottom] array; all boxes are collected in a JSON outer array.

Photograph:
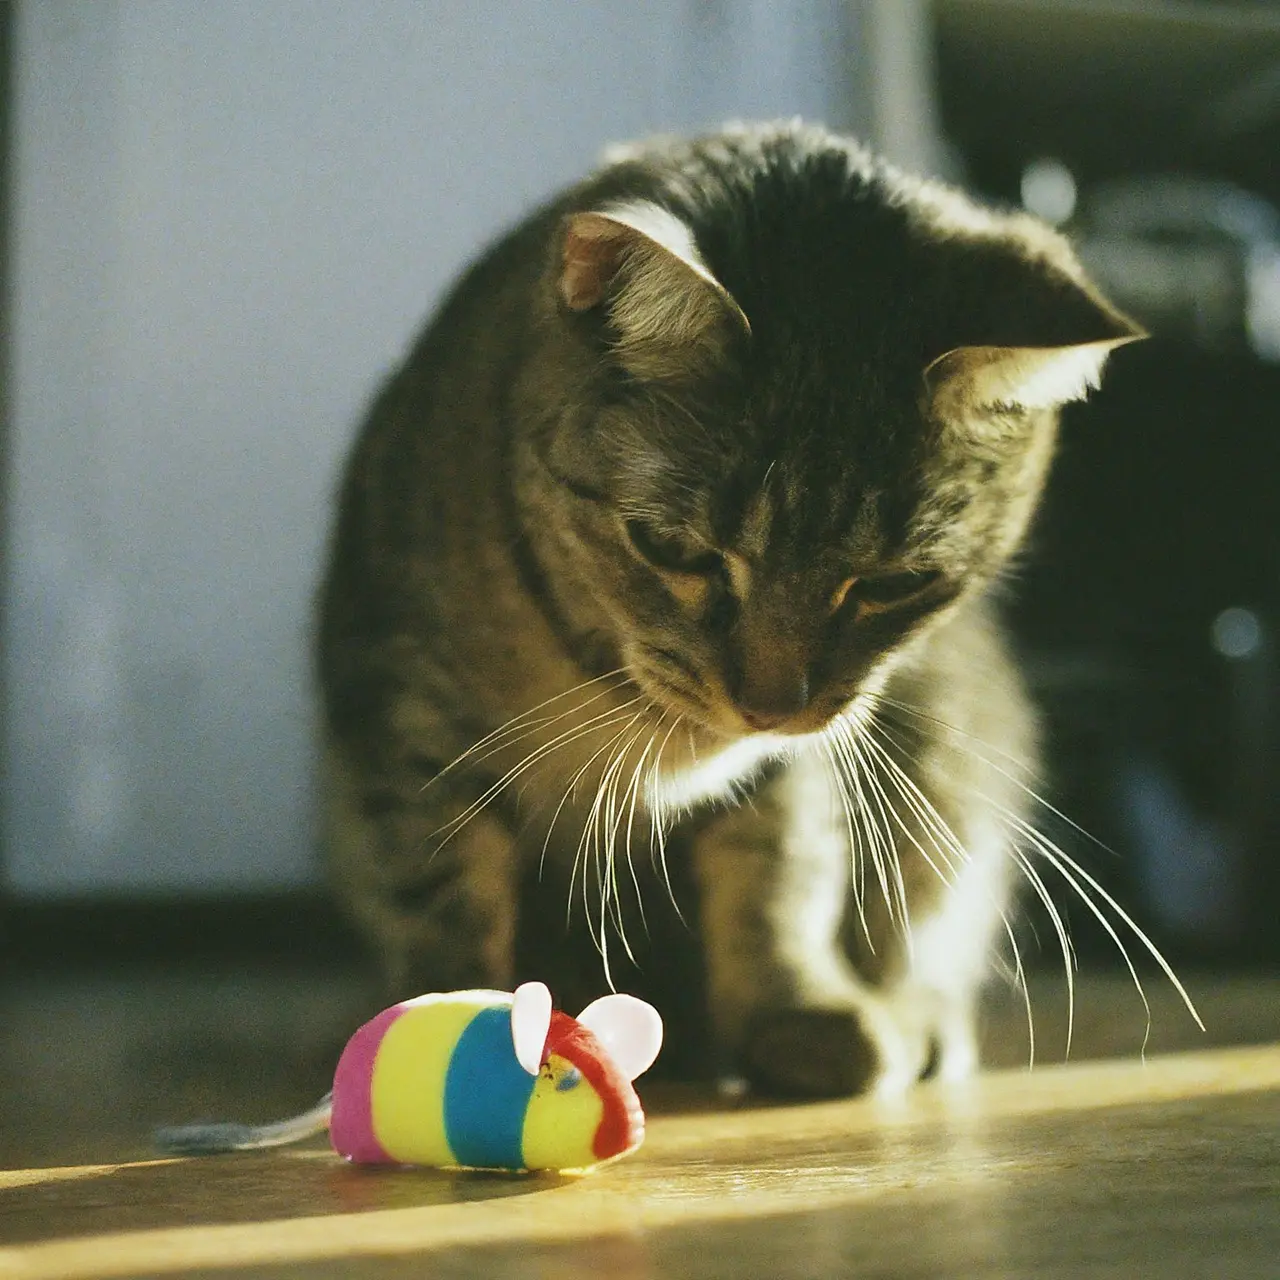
[[555, 1066, 583, 1092]]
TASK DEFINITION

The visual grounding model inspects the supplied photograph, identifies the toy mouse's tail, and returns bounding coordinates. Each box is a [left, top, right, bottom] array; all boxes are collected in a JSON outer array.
[[154, 1092, 333, 1154]]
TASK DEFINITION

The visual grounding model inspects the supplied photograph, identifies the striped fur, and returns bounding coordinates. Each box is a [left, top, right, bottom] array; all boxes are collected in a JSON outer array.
[[317, 122, 1138, 1096]]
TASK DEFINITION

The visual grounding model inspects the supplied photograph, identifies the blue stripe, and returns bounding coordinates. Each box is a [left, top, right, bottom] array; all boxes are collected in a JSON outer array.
[[443, 1005, 537, 1169]]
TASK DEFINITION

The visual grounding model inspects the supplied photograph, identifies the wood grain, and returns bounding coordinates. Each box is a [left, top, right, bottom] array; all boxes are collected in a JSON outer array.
[[2, 1042, 1278, 1279]]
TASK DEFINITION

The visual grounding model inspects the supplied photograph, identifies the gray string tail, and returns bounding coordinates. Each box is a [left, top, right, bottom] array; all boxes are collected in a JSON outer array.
[[154, 1092, 333, 1154]]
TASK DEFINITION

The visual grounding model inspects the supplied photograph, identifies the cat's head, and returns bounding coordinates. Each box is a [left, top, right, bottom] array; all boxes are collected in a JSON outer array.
[[527, 124, 1140, 740]]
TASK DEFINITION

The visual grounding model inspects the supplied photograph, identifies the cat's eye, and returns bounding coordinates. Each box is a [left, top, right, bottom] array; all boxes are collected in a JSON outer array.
[[842, 569, 943, 612], [624, 519, 722, 575]]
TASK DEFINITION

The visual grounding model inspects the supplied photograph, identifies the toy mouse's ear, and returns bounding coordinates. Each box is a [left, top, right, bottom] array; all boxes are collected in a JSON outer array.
[[576, 994, 664, 1081], [511, 981, 554, 1076]]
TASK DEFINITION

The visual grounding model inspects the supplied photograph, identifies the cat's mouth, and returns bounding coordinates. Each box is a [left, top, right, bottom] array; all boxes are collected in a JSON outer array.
[[624, 658, 735, 739], [625, 644, 849, 742]]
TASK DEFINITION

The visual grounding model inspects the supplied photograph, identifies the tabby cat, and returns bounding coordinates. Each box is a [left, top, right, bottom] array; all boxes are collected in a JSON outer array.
[[317, 121, 1142, 1097]]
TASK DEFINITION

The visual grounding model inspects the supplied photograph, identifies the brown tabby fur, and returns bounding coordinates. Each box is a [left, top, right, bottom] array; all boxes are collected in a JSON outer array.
[[317, 122, 1139, 1096]]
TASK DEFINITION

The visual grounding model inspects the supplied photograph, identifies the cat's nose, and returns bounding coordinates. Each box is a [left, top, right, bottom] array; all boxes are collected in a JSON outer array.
[[740, 707, 790, 731], [736, 675, 810, 732]]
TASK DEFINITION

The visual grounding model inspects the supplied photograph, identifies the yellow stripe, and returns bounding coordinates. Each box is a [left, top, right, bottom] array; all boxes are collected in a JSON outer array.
[[370, 992, 504, 1166], [520, 1054, 602, 1172]]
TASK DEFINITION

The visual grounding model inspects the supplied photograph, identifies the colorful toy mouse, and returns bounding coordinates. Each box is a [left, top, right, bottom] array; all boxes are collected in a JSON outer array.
[[155, 982, 663, 1174]]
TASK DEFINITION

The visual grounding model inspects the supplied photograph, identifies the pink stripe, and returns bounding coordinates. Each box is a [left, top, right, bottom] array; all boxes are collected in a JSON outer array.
[[329, 1003, 405, 1163]]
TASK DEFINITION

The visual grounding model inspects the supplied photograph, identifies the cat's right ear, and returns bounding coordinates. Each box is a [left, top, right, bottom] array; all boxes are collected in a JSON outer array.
[[557, 203, 749, 381]]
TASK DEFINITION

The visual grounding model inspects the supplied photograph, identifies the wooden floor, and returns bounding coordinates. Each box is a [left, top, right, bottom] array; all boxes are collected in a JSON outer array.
[[2, 971, 1278, 1278]]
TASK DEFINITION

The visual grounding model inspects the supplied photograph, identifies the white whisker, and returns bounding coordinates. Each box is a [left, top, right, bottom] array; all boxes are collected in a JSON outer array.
[[858, 722, 967, 886], [860, 712, 1041, 1067], [870, 702, 1201, 1053], [872, 692, 1045, 785], [841, 722, 915, 936], [819, 734, 874, 953], [618, 712, 666, 942], [605, 712, 661, 979], [825, 718, 899, 934], [561, 709, 649, 932], [875, 693, 1124, 863], [995, 802, 1204, 1040], [1009, 844, 1077, 1061], [648, 714, 686, 921], [429, 697, 645, 855], [420, 668, 630, 794], [540, 708, 639, 878], [577, 709, 654, 985]]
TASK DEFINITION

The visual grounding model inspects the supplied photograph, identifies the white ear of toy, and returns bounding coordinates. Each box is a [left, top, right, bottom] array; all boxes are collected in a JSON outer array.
[[576, 994, 664, 1082], [511, 981, 554, 1076]]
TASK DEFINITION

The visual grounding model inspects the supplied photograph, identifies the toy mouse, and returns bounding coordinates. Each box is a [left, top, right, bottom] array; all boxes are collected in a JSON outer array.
[[155, 982, 663, 1174]]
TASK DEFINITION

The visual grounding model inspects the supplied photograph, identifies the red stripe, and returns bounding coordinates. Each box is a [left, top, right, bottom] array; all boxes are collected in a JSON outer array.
[[545, 1010, 644, 1161]]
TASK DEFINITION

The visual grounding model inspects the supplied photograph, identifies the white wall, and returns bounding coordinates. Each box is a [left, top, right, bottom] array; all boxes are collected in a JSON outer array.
[[4, 0, 865, 895]]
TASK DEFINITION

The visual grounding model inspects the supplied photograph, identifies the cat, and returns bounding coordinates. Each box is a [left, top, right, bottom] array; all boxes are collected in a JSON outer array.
[[316, 120, 1142, 1098]]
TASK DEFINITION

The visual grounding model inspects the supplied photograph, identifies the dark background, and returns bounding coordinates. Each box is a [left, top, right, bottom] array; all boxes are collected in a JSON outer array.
[[936, 0, 1280, 965]]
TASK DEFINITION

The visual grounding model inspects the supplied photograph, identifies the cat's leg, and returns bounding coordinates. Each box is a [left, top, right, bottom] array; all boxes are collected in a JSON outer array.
[[840, 634, 1037, 1090], [845, 788, 1012, 1088], [324, 745, 518, 999], [694, 752, 934, 1097]]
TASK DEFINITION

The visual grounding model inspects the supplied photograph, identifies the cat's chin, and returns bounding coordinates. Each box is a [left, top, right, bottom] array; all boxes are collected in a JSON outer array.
[[694, 697, 861, 744], [634, 678, 853, 748], [648, 725, 796, 814]]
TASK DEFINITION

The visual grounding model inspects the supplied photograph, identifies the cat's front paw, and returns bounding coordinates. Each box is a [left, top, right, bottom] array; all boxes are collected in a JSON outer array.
[[740, 1000, 937, 1099], [742, 1008, 882, 1097]]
